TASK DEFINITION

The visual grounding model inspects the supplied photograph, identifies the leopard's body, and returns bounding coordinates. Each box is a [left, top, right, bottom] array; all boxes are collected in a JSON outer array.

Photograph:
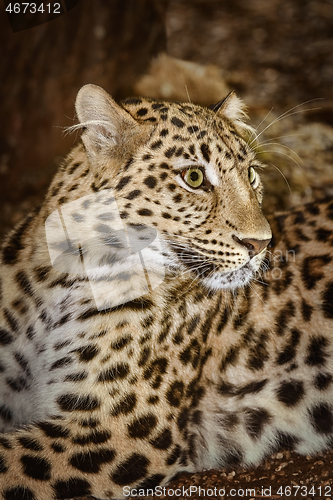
[[0, 84, 333, 500]]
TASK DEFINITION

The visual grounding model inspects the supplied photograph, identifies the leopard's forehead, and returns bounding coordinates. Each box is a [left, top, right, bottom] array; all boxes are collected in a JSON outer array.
[[121, 97, 224, 135], [122, 96, 211, 122], [121, 97, 257, 173]]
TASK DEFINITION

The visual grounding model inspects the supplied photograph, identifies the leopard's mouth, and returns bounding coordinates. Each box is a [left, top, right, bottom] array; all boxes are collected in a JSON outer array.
[[202, 261, 255, 290], [169, 242, 264, 290], [169, 243, 219, 278]]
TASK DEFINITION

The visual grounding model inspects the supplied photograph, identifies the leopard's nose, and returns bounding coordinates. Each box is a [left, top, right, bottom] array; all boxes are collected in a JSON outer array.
[[232, 235, 271, 258]]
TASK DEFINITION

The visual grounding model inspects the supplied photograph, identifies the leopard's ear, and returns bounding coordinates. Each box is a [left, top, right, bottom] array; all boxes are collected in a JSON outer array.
[[209, 91, 253, 136], [74, 84, 138, 157]]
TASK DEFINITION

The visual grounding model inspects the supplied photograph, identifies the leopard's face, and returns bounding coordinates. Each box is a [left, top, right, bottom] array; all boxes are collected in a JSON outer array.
[[121, 98, 272, 289], [43, 86, 272, 303]]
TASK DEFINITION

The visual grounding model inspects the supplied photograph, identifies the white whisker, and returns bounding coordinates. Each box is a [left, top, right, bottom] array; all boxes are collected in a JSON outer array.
[[250, 99, 323, 146]]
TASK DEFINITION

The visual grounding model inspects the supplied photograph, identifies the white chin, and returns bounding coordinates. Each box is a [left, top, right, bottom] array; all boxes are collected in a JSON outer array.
[[201, 261, 258, 292]]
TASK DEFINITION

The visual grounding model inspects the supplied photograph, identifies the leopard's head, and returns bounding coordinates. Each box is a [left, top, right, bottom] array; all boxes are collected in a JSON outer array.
[[44, 84, 271, 307]]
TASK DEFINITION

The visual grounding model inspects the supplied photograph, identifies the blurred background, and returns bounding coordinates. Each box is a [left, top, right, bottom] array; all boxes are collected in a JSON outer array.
[[1, 0, 333, 496]]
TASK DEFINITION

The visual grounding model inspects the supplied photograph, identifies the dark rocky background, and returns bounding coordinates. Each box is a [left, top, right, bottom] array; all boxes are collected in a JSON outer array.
[[1, 1, 333, 499], [0, 0, 168, 240]]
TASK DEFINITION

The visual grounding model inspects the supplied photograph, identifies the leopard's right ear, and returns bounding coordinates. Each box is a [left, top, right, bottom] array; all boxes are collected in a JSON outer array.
[[73, 84, 138, 157], [209, 91, 254, 138]]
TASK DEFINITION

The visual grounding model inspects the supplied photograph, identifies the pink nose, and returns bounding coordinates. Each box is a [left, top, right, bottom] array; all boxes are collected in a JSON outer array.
[[232, 235, 271, 257]]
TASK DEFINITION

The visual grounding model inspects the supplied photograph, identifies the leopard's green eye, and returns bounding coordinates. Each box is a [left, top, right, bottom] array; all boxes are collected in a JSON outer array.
[[183, 168, 204, 188], [248, 166, 256, 185]]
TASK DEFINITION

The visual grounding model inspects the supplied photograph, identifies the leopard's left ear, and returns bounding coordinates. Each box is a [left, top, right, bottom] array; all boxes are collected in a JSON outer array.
[[209, 91, 253, 136], [74, 84, 139, 157]]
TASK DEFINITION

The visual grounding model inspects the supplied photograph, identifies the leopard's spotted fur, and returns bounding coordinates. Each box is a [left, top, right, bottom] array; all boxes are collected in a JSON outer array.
[[0, 84, 332, 500]]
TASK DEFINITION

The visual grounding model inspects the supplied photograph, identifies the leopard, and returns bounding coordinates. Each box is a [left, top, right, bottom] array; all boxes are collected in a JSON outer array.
[[0, 83, 332, 500]]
